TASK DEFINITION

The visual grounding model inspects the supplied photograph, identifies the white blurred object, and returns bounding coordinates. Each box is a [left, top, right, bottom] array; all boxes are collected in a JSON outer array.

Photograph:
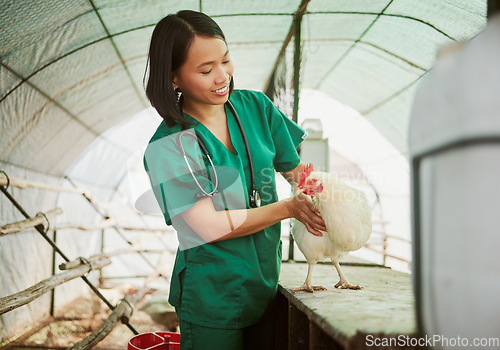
[[409, 14, 500, 348], [300, 118, 330, 172], [139, 289, 178, 332]]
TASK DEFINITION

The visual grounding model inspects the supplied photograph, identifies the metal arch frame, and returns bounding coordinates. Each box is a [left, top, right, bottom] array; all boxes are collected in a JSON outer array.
[[88, 0, 147, 109], [1, 5, 464, 108]]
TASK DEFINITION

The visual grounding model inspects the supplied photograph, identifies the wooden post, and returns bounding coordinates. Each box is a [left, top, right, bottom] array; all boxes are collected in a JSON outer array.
[[0, 257, 110, 315], [67, 294, 135, 350], [0, 208, 62, 236], [68, 262, 162, 350]]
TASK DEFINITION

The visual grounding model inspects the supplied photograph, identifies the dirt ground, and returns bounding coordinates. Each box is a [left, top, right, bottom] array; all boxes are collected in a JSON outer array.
[[3, 296, 178, 350]]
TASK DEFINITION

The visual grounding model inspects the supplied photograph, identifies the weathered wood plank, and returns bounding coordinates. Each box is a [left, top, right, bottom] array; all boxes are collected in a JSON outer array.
[[59, 255, 110, 271], [0, 172, 91, 198], [68, 281, 152, 350], [278, 262, 416, 349], [0, 208, 62, 236], [0, 258, 110, 315], [67, 253, 166, 350], [67, 295, 133, 350]]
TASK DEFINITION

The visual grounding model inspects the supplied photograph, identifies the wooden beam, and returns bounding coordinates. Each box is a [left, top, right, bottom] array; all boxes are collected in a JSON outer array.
[[0, 258, 110, 316], [68, 254, 166, 350], [0, 208, 62, 236], [54, 221, 169, 234], [53, 217, 118, 231], [0, 172, 92, 198], [59, 255, 110, 271], [67, 294, 135, 350]]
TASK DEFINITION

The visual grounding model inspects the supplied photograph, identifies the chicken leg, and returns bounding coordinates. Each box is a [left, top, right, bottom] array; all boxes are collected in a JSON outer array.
[[290, 263, 327, 293], [332, 260, 362, 290]]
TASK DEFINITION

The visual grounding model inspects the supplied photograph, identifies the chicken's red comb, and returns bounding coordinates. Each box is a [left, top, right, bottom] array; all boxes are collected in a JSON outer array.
[[298, 163, 314, 188]]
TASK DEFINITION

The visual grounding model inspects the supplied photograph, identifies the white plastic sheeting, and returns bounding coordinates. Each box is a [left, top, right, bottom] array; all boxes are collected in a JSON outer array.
[[0, 0, 487, 341]]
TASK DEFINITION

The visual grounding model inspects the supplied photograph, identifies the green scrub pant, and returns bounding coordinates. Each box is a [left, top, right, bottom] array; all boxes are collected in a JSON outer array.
[[177, 305, 276, 350]]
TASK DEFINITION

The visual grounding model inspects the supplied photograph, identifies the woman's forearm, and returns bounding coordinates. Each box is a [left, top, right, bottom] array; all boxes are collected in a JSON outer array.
[[212, 199, 291, 242], [180, 196, 292, 243]]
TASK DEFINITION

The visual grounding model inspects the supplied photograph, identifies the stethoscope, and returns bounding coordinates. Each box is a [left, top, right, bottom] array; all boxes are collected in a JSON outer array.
[[176, 100, 262, 208]]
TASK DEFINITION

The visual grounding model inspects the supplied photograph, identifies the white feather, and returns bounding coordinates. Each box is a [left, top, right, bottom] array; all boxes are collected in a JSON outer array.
[[292, 171, 372, 265]]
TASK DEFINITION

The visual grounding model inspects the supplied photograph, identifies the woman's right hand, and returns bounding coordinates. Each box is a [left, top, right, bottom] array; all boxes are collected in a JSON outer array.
[[286, 192, 326, 236]]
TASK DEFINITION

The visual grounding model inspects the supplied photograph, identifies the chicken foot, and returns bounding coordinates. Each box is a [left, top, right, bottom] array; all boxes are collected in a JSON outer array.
[[290, 263, 327, 293], [332, 260, 362, 290]]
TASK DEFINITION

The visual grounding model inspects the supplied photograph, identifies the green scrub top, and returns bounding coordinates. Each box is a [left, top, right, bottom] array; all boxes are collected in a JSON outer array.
[[143, 89, 306, 329]]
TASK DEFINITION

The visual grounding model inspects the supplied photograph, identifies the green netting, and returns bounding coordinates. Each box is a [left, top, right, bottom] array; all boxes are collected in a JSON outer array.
[[203, 0, 298, 15], [0, 83, 52, 159], [365, 82, 420, 154], [28, 40, 121, 98], [112, 27, 153, 63], [95, 0, 198, 35], [217, 15, 293, 43], [0, 66, 21, 100], [265, 43, 295, 117], [385, 0, 486, 40], [307, 0, 390, 13], [229, 43, 284, 91], [362, 15, 454, 69], [304, 13, 380, 40], [0, 1, 105, 75], [0, 0, 488, 173], [308, 42, 421, 111]]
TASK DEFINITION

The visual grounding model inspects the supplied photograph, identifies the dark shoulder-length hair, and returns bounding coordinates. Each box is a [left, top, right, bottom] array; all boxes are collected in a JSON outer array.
[[144, 10, 234, 128]]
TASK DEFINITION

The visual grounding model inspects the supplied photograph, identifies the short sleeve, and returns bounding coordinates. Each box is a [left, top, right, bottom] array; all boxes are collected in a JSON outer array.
[[262, 94, 308, 172], [143, 130, 215, 225]]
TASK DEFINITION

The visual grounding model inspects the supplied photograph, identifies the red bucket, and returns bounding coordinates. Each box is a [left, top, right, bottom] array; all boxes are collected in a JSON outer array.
[[128, 332, 180, 350]]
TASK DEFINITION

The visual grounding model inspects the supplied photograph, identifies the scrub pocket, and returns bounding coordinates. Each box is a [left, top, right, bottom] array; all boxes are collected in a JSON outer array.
[[181, 252, 244, 328], [168, 260, 186, 308]]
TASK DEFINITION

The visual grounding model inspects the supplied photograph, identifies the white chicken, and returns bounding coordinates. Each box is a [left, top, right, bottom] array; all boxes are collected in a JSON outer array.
[[290, 163, 372, 292]]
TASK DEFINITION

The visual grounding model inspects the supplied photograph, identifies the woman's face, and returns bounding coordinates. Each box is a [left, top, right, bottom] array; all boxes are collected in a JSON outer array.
[[173, 35, 234, 110]]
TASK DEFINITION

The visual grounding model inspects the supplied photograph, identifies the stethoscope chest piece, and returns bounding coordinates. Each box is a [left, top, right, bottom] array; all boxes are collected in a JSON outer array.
[[179, 100, 261, 208], [250, 190, 262, 208]]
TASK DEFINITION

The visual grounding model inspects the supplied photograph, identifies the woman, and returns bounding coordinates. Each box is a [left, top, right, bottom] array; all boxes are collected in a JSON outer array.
[[143, 10, 326, 350]]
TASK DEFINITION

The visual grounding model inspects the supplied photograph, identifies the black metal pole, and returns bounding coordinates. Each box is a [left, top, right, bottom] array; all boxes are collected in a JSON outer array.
[[50, 230, 57, 317], [288, 5, 308, 262]]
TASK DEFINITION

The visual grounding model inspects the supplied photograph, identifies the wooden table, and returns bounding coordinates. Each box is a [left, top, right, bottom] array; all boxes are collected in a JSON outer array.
[[276, 261, 418, 349]]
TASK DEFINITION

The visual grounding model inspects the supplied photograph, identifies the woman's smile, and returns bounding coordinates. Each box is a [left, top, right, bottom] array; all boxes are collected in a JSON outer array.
[[212, 85, 229, 96]]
